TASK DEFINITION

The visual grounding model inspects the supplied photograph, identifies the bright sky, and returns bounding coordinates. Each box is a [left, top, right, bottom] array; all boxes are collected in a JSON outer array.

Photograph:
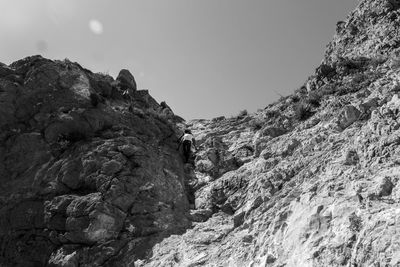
[[0, 0, 359, 120]]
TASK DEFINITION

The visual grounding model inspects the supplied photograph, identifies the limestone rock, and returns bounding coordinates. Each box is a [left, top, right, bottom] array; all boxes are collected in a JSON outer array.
[[141, 1, 400, 266], [337, 105, 361, 129], [189, 208, 213, 222], [343, 149, 359, 165], [5, 1, 400, 265], [261, 126, 286, 138], [116, 69, 137, 91], [0, 56, 187, 267], [64, 193, 126, 244]]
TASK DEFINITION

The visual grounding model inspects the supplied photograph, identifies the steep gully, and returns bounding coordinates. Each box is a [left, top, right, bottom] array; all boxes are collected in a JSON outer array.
[[4, 0, 400, 266]]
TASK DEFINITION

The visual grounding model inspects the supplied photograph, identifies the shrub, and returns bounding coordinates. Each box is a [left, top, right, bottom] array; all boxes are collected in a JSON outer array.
[[336, 71, 380, 96], [306, 91, 322, 107], [211, 116, 225, 122], [55, 130, 88, 152], [315, 64, 336, 80], [291, 95, 300, 103], [294, 102, 314, 121], [349, 213, 362, 232], [264, 109, 280, 119], [294, 85, 308, 96], [238, 109, 248, 117], [336, 85, 353, 96], [352, 73, 366, 84], [319, 83, 337, 95], [249, 118, 264, 130]]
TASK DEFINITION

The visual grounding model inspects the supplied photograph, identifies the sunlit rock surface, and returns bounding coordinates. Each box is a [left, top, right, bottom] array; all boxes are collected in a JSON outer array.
[[143, 0, 400, 266]]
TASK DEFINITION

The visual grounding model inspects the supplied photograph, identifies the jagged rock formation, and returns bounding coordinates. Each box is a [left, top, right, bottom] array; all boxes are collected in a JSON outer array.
[[2, 0, 400, 266], [142, 0, 400, 266], [0, 56, 189, 266]]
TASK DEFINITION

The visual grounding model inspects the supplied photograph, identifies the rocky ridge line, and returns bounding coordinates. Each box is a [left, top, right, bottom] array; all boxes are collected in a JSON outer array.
[[0, 55, 190, 266], [142, 0, 400, 266], [3, 0, 400, 266]]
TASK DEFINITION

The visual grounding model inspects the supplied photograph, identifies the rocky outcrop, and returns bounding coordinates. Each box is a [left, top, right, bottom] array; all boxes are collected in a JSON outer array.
[[116, 69, 137, 92], [140, 1, 400, 266], [0, 56, 189, 266], [3, 0, 400, 266]]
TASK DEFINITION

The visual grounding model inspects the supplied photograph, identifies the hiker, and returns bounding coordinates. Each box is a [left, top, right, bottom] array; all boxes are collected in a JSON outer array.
[[177, 129, 197, 163]]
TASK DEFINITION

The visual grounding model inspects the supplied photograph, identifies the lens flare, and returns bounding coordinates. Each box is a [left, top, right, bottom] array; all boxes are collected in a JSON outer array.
[[89, 19, 103, 35]]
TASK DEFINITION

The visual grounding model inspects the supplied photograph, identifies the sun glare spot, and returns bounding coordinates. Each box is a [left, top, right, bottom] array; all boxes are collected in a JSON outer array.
[[89, 19, 103, 35]]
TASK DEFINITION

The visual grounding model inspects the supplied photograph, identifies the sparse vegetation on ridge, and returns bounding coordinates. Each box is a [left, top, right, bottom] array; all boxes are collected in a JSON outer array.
[[2, 1, 400, 266]]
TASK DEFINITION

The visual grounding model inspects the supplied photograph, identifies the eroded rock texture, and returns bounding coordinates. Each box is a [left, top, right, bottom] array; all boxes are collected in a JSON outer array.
[[0, 56, 189, 266], [3, 0, 400, 266], [141, 0, 400, 266]]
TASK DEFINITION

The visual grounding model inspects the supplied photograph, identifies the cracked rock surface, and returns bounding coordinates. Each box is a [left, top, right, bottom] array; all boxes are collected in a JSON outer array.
[[3, 0, 400, 266], [0, 56, 189, 266], [141, 1, 400, 266]]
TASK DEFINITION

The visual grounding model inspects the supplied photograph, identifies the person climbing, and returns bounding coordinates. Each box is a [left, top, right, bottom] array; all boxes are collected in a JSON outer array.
[[177, 129, 197, 163]]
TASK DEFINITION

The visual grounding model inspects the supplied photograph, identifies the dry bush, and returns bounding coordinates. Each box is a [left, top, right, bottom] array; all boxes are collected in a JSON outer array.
[[249, 118, 264, 131], [294, 102, 314, 121], [238, 109, 248, 117]]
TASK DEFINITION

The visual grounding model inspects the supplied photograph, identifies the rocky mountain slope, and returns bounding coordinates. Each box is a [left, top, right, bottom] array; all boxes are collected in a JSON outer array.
[[141, 0, 400, 266], [2, 0, 400, 266], [0, 56, 190, 266]]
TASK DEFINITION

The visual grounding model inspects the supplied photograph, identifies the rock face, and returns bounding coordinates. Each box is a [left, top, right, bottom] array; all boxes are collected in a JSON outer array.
[[0, 56, 189, 266], [141, 1, 400, 266], [2, 0, 400, 266]]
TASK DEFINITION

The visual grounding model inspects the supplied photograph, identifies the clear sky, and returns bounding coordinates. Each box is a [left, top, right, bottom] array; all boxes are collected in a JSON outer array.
[[0, 0, 359, 119]]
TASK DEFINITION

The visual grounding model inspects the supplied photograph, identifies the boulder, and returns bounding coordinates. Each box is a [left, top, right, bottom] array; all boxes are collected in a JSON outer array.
[[116, 69, 137, 91], [189, 209, 213, 222], [337, 105, 361, 129], [343, 149, 359, 165], [261, 126, 286, 138]]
